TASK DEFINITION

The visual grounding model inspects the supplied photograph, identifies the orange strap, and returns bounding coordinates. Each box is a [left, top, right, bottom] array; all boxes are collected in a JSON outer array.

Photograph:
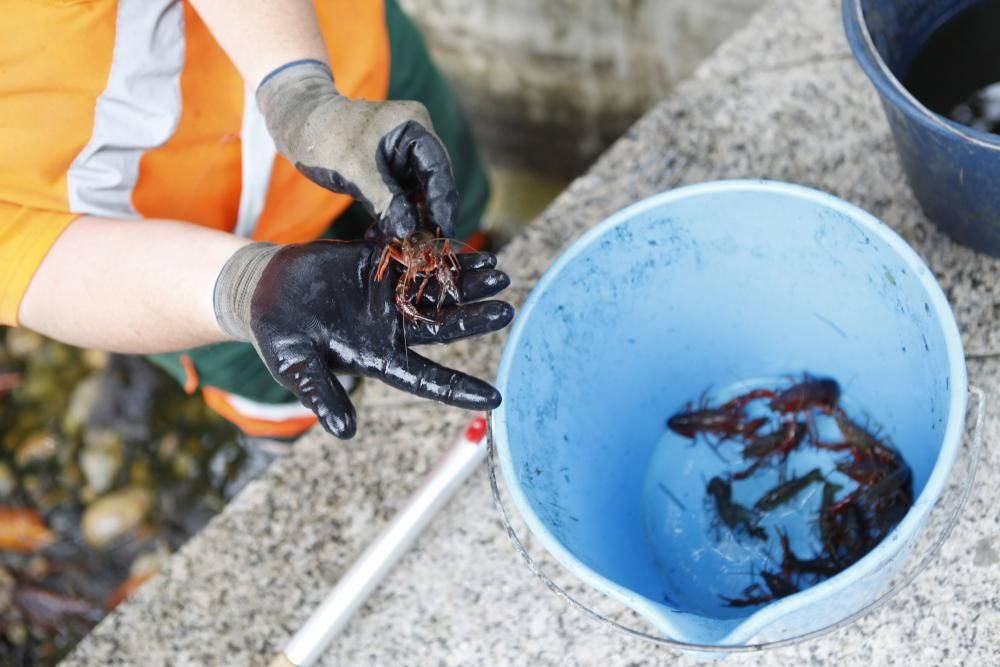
[[179, 354, 199, 395]]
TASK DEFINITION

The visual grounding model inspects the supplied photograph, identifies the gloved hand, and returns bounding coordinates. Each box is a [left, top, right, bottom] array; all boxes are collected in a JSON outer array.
[[213, 240, 514, 438], [257, 59, 457, 241]]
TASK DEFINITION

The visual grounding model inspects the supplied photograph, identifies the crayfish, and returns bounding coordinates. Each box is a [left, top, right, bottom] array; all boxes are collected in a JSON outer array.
[[375, 228, 461, 324], [667, 390, 771, 445], [752, 467, 825, 514], [666, 374, 915, 609], [706, 477, 766, 541], [721, 567, 799, 607], [732, 421, 809, 480]]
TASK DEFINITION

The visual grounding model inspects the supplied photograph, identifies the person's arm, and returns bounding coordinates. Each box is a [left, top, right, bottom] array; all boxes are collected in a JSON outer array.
[[18, 1, 336, 352], [15, 2, 511, 439], [19, 216, 248, 353], [190, 0, 460, 242], [185, 0, 328, 89]]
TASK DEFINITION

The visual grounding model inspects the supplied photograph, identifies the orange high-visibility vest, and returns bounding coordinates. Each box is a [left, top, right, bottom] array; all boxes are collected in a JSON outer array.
[[0, 0, 391, 325]]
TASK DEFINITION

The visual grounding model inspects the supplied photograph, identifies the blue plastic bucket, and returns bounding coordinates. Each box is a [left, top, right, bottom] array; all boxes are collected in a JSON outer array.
[[492, 181, 967, 645], [843, 0, 1000, 256]]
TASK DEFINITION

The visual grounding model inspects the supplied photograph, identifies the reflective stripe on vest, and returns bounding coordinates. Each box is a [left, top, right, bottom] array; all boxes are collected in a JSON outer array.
[[224, 393, 315, 421], [234, 93, 276, 238], [67, 0, 186, 218], [201, 386, 317, 438]]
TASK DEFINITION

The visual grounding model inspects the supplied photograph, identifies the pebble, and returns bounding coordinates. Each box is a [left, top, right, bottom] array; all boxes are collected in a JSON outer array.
[[129, 552, 164, 578], [37, 489, 67, 514], [157, 434, 180, 461], [0, 462, 15, 497], [171, 452, 197, 479], [15, 432, 58, 467], [79, 429, 124, 494], [21, 475, 42, 501], [25, 556, 50, 581], [78, 486, 97, 505], [81, 487, 153, 548], [82, 348, 109, 370], [59, 463, 83, 489], [0, 567, 13, 613], [6, 621, 27, 646], [63, 373, 102, 436], [5, 329, 42, 357], [128, 460, 150, 485]]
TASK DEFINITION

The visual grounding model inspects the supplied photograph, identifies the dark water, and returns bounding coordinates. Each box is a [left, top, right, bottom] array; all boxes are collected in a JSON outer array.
[[0, 331, 258, 666], [644, 377, 912, 619], [904, 0, 1000, 134]]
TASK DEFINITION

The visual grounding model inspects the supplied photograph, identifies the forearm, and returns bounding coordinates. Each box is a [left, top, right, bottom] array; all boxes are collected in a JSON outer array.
[[187, 0, 328, 89], [18, 217, 250, 353]]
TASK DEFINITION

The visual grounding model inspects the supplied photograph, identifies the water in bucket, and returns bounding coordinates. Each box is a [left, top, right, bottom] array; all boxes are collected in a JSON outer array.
[[904, 0, 1000, 134], [642, 377, 903, 620]]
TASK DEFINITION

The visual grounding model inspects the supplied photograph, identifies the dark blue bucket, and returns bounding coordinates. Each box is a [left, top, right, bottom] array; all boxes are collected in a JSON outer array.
[[843, 0, 1000, 256]]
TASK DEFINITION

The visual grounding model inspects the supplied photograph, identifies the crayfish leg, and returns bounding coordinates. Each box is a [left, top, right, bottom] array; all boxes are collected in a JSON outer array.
[[813, 440, 854, 453], [436, 270, 461, 310], [397, 297, 440, 325], [741, 416, 769, 438], [777, 420, 802, 458], [413, 272, 433, 303], [375, 245, 394, 281], [732, 459, 763, 480], [443, 241, 460, 270]]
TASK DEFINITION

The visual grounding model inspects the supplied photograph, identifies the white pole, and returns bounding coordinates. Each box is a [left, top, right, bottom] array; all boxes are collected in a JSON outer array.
[[270, 416, 489, 667]]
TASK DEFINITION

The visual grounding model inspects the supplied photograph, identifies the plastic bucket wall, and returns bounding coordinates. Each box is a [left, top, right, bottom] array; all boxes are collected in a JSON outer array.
[[492, 181, 967, 645], [843, 0, 1000, 256]]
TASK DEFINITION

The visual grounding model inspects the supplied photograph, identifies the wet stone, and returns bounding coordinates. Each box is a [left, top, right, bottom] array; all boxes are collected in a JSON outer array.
[[129, 552, 164, 578], [37, 489, 67, 514], [79, 429, 124, 495], [81, 349, 108, 371], [0, 328, 247, 664], [21, 475, 41, 501], [128, 460, 150, 486], [63, 374, 103, 437], [15, 432, 58, 467], [156, 434, 180, 461], [25, 557, 49, 581], [0, 462, 15, 497], [5, 330, 42, 358], [0, 567, 14, 613], [81, 487, 153, 549], [6, 621, 27, 646]]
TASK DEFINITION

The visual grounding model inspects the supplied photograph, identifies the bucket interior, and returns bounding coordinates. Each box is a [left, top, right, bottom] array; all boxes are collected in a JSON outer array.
[[495, 184, 961, 642], [857, 0, 979, 78]]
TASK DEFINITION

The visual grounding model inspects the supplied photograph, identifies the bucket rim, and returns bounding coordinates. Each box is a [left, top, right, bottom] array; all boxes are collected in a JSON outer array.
[[491, 178, 968, 646]]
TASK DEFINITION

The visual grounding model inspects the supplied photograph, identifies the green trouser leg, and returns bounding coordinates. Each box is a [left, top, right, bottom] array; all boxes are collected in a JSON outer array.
[[148, 0, 490, 405]]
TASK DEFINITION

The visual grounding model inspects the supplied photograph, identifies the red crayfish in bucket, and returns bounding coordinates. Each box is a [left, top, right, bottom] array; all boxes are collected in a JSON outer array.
[[666, 375, 914, 608]]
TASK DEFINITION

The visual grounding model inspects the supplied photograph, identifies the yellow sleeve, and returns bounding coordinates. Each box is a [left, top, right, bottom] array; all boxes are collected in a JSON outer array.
[[0, 201, 77, 326]]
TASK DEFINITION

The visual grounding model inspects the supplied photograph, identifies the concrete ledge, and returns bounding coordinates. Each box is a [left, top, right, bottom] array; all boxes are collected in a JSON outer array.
[[65, 1, 1000, 665]]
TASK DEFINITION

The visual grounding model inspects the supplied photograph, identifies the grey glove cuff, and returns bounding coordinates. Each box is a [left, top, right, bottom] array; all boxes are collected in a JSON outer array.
[[255, 59, 453, 240], [213, 243, 281, 342], [256, 60, 339, 160]]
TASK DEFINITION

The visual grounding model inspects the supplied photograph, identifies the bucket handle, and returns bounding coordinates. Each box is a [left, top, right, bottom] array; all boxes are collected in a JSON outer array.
[[487, 385, 985, 653]]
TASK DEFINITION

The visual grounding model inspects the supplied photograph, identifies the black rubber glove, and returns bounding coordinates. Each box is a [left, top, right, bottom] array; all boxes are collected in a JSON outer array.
[[214, 240, 514, 439], [256, 59, 458, 241]]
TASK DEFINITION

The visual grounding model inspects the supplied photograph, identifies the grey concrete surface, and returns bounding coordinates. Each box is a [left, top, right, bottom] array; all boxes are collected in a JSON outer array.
[[64, 0, 1000, 665], [396, 0, 763, 175]]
